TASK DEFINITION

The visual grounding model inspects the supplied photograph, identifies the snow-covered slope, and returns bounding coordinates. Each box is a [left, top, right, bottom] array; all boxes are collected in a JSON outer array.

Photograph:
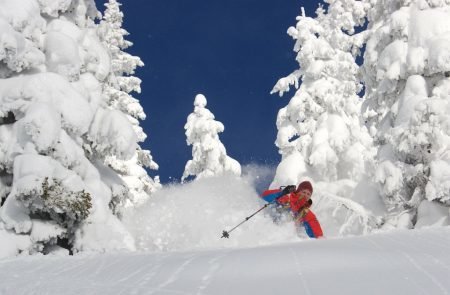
[[1, 227, 449, 295]]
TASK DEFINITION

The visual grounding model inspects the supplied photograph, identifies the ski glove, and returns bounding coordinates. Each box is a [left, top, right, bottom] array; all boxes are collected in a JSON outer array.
[[281, 185, 296, 196]]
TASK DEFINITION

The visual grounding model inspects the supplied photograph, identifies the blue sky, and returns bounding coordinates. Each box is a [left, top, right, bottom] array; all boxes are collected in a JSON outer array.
[[95, 0, 323, 183]]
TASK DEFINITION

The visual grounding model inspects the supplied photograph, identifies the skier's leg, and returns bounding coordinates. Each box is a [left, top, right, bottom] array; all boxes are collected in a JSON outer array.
[[302, 210, 323, 238], [303, 221, 315, 238]]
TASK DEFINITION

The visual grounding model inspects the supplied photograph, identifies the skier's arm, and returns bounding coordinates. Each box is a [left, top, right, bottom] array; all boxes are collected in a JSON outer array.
[[275, 185, 296, 205], [261, 189, 284, 203], [261, 185, 295, 204], [290, 194, 310, 211], [275, 194, 289, 205]]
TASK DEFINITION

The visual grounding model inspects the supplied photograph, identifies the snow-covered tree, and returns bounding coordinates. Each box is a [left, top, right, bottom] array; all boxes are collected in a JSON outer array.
[[271, 2, 373, 184], [99, 0, 160, 210], [99, 0, 145, 120], [362, 0, 450, 228], [270, 1, 384, 236], [182, 94, 241, 182], [0, 0, 154, 256]]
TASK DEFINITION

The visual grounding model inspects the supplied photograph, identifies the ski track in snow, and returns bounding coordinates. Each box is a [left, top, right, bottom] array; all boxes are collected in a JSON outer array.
[[383, 234, 450, 295], [1, 227, 450, 295], [361, 234, 418, 290], [196, 250, 231, 295], [401, 251, 449, 295], [289, 246, 312, 295], [132, 253, 172, 293], [156, 255, 195, 292]]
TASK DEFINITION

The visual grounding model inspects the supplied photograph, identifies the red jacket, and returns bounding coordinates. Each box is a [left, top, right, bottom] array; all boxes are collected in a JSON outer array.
[[276, 192, 310, 214]]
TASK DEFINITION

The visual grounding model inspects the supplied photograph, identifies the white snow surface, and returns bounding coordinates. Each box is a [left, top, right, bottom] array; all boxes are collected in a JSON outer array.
[[1, 227, 450, 295]]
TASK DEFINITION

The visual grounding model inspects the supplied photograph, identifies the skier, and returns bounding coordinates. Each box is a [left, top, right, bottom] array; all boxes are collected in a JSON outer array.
[[262, 181, 323, 239]]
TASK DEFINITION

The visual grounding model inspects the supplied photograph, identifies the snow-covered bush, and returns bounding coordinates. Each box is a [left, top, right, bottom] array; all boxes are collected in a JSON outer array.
[[19, 177, 92, 228], [0, 0, 156, 257], [182, 94, 241, 182]]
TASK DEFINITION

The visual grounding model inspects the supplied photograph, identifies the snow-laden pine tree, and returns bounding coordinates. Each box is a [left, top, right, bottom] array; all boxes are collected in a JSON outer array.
[[99, 0, 145, 120], [182, 94, 241, 182], [271, 1, 383, 236], [362, 0, 450, 228], [98, 0, 160, 211], [0, 0, 156, 257]]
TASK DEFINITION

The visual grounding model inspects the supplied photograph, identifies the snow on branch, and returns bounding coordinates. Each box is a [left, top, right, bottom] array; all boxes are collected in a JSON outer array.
[[270, 70, 302, 97], [319, 192, 383, 235]]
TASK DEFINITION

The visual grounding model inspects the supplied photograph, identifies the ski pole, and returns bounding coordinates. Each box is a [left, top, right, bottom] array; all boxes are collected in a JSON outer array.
[[221, 203, 270, 238]]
